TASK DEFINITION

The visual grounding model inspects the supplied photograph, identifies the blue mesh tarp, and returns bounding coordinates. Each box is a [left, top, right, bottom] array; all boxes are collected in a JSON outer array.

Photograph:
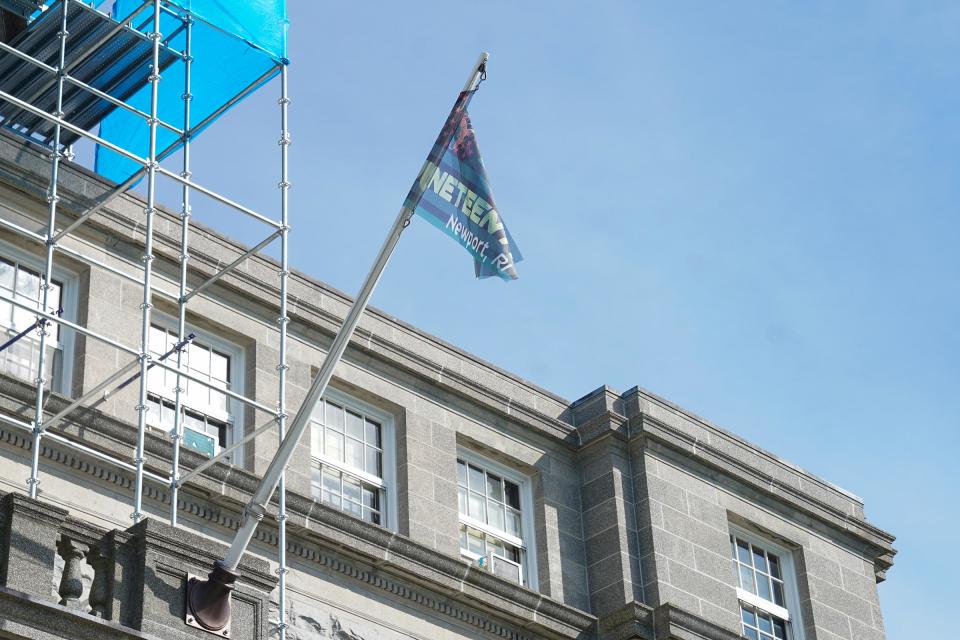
[[94, 0, 287, 182]]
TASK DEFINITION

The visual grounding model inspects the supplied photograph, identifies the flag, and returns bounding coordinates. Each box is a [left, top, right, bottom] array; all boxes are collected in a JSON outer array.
[[405, 89, 522, 280]]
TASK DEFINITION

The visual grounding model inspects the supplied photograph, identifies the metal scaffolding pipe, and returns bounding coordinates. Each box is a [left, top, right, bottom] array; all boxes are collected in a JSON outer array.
[[0, 412, 168, 485], [156, 166, 283, 229], [52, 135, 184, 243], [276, 62, 291, 640], [40, 359, 140, 431], [0, 89, 281, 231], [176, 415, 278, 486], [131, 0, 162, 522], [28, 0, 70, 499], [170, 12, 193, 527], [182, 228, 281, 303]]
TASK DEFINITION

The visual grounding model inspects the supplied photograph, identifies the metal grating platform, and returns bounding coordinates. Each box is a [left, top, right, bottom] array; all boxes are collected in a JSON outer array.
[[0, 1, 179, 147]]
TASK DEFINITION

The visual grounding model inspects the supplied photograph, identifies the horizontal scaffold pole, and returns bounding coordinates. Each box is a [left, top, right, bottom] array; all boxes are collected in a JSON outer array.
[[0, 88, 281, 230], [0, 291, 275, 416]]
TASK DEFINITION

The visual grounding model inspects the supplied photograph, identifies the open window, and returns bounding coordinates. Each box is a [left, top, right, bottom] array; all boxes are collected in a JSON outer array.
[[145, 319, 243, 462], [731, 525, 806, 640], [456, 448, 538, 588]]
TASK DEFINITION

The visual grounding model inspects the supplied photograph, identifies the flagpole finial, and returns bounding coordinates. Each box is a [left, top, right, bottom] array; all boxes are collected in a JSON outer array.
[[464, 52, 490, 92]]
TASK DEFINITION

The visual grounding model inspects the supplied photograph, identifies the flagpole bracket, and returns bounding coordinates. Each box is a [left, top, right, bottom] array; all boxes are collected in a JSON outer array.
[[185, 561, 237, 637]]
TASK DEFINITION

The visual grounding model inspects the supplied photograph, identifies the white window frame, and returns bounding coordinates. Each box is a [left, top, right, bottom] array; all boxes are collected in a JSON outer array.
[[146, 311, 245, 463], [0, 240, 77, 395], [456, 447, 539, 590], [309, 387, 397, 531], [730, 524, 805, 640]]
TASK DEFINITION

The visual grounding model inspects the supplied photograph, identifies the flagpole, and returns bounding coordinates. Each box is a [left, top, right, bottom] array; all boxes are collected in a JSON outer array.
[[185, 52, 490, 635]]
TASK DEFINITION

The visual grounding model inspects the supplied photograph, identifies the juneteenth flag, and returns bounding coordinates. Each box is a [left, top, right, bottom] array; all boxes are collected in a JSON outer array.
[[405, 89, 522, 280]]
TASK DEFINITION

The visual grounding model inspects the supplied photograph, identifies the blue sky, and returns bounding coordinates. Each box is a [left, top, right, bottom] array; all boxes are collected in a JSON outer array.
[[149, 2, 958, 635]]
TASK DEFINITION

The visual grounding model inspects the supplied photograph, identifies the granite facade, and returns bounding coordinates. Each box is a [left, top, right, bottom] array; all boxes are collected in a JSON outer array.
[[0, 129, 894, 640]]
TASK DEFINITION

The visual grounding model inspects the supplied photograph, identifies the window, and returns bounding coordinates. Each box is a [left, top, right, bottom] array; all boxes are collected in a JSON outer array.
[[456, 449, 537, 588], [145, 320, 242, 460], [309, 390, 395, 529], [0, 249, 75, 393], [730, 527, 805, 640]]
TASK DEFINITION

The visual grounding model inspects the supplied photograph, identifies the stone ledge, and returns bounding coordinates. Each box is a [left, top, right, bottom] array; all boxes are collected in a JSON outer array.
[[652, 603, 742, 640], [0, 584, 161, 640], [598, 601, 744, 640]]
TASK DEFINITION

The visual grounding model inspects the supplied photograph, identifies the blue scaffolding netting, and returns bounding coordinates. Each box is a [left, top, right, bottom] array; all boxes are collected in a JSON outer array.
[[93, 0, 288, 183]]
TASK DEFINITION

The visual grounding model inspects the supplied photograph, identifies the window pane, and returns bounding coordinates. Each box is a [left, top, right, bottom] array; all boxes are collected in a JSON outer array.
[[743, 628, 759, 640], [365, 418, 380, 447], [504, 481, 520, 509], [457, 487, 467, 516], [488, 503, 504, 532], [210, 352, 228, 382], [741, 606, 756, 626], [15, 267, 39, 301], [768, 554, 781, 579], [456, 459, 467, 486], [772, 581, 785, 606], [12, 292, 34, 329], [346, 410, 364, 440], [345, 437, 364, 470], [757, 574, 772, 601], [322, 491, 341, 509], [758, 612, 773, 634], [362, 486, 379, 510], [211, 389, 227, 413], [322, 467, 340, 493], [365, 447, 381, 477], [325, 429, 343, 461], [343, 476, 362, 504], [459, 525, 467, 550], [191, 344, 210, 375], [752, 546, 768, 574], [0, 260, 13, 290], [468, 465, 485, 492], [467, 529, 485, 556], [740, 565, 756, 594], [344, 498, 362, 519], [736, 539, 751, 564], [326, 402, 344, 431], [468, 491, 486, 521], [487, 473, 503, 502], [506, 509, 521, 537], [773, 619, 786, 640]]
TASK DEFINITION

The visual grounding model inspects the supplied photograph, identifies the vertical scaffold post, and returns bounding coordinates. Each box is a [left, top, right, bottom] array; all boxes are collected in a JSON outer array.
[[28, 0, 70, 498], [132, 0, 163, 522], [169, 10, 193, 527], [276, 62, 291, 640]]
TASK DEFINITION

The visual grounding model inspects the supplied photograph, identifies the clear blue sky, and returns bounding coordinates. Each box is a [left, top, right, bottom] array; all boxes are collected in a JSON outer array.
[[156, 2, 957, 635]]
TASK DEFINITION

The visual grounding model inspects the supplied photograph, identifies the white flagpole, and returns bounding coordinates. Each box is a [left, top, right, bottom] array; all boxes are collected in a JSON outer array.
[[186, 52, 489, 634]]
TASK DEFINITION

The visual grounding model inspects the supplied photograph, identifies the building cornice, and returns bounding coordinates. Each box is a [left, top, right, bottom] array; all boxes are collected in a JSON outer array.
[[633, 411, 895, 580]]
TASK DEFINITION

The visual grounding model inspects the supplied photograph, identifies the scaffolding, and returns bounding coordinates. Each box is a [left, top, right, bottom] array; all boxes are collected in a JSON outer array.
[[0, 0, 291, 636]]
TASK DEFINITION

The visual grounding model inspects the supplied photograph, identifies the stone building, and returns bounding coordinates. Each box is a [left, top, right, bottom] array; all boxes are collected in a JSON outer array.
[[0, 123, 895, 640]]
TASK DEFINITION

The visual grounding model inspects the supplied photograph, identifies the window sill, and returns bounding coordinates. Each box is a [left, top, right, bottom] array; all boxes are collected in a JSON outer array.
[[458, 514, 524, 548], [736, 587, 791, 621]]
